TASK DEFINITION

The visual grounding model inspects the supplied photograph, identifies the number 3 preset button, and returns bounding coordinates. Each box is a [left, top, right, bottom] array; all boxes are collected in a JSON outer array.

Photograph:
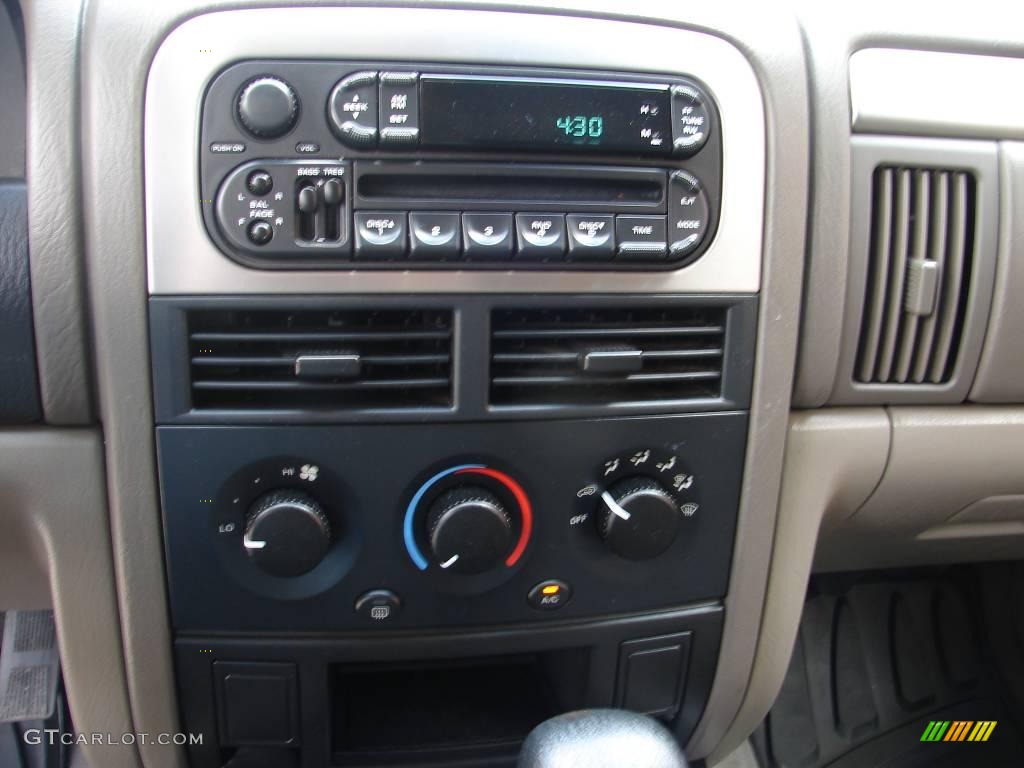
[[462, 213, 514, 260]]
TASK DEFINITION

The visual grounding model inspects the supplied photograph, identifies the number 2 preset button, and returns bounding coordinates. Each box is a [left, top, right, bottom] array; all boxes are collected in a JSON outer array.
[[409, 212, 461, 260], [462, 213, 514, 260]]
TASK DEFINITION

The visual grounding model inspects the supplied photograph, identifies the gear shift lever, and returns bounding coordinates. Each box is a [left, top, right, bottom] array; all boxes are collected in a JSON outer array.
[[518, 709, 689, 768]]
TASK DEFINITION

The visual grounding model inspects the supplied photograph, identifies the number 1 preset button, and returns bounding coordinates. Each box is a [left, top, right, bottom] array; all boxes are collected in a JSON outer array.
[[462, 213, 514, 260]]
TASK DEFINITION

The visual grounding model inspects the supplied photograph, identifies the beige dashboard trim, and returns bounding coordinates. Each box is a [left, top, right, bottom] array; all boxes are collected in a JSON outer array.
[[144, 6, 765, 295], [851, 48, 1024, 139]]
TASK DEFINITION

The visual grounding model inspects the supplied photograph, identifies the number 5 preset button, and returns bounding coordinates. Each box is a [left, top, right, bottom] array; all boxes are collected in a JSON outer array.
[[566, 214, 615, 261], [462, 213, 514, 260]]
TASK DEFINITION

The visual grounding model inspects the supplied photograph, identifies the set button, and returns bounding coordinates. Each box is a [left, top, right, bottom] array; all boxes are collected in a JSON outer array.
[[354, 212, 406, 259], [379, 72, 420, 146]]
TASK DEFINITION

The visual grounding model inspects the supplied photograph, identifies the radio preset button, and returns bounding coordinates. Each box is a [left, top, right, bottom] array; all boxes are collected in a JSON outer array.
[[354, 212, 407, 259], [615, 216, 668, 261], [668, 171, 710, 259], [462, 213, 514, 259], [566, 214, 615, 260], [515, 214, 566, 260], [409, 212, 461, 260], [379, 72, 420, 146], [671, 84, 710, 156], [329, 71, 379, 148]]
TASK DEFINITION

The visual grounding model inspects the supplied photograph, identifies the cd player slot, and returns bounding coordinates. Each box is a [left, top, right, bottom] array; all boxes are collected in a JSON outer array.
[[355, 163, 666, 212]]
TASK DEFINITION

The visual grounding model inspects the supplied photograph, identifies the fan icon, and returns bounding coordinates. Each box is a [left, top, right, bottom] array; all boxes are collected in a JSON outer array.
[[299, 464, 319, 482]]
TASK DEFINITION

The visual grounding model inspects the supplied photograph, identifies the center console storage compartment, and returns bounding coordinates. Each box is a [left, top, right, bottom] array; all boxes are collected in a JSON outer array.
[[174, 606, 722, 768], [331, 652, 585, 765]]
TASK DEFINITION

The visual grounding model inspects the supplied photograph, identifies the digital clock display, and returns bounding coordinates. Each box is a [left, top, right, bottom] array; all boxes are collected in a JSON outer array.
[[420, 75, 672, 155]]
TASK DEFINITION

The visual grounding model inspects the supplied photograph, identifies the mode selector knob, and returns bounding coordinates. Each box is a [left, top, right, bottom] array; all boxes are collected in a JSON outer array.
[[598, 478, 680, 561], [426, 487, 512, 575], [237, 77, 299, 139], [244, 489, 330, 577]]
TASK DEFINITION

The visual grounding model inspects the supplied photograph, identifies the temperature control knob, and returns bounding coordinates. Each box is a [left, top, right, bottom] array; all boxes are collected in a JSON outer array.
[[236, 77, 299, 139], [426, 487, 512, 575], [244, 490, 330, 577], [598, 478, 680, 560]]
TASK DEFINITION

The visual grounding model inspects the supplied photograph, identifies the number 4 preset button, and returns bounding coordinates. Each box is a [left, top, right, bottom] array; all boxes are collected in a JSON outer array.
[[515, 213, 566, 260]]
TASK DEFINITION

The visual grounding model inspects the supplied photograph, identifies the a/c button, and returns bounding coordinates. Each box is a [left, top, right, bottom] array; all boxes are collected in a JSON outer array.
[[528, 580, 572, 611]]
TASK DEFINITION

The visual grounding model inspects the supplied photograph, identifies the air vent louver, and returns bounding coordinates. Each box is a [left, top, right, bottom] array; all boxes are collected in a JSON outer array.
[[490, 307, 726, 406], [855, 166, 976, 385], [188, 308, 452, 411]]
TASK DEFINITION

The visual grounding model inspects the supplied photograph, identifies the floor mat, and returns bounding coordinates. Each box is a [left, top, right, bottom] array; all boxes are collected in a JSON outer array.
[[752, 567, 1024, 768]]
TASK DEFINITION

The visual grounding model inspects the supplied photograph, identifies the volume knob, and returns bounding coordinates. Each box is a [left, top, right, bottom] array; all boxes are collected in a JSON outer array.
[[237, 77, 299, 139], [244, 489, 330, 577]]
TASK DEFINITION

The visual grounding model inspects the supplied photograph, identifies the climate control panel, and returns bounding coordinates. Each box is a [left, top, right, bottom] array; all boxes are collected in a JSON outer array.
[[158, 413, 746, 633]]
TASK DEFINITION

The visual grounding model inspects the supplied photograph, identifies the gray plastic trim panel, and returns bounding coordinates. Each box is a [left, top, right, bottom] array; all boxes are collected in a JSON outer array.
[[851, 48, 1024, 139], [830, 136, 998, 405], [144, 6, 765, 296]]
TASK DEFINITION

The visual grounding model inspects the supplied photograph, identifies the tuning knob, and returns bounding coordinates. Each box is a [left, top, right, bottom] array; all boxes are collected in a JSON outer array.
[[244, 490, 330, 577], [426, 487, 512, 574], [597, 478, 680, 560], [236, 77, 299, 139]]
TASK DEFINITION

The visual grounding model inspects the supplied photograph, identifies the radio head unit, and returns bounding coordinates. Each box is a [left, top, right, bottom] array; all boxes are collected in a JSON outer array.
[[199, 61, 721, 271]]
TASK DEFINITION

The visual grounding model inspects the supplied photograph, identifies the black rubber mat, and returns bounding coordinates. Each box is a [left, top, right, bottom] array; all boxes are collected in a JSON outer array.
[[752, 566, 1024, 768]]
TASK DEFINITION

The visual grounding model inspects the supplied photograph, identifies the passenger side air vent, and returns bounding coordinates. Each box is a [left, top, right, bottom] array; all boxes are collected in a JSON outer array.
[[187, 308, 453, 412], [490, 306, 727, 407], [832, 137, 998, 405], [855, 166, 976, 385]]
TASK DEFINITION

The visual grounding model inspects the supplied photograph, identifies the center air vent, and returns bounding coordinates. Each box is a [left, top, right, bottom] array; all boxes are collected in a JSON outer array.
[[490, 306, 727, 407], [855, 166, 977, 386], [187, 308, 452, 412]]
